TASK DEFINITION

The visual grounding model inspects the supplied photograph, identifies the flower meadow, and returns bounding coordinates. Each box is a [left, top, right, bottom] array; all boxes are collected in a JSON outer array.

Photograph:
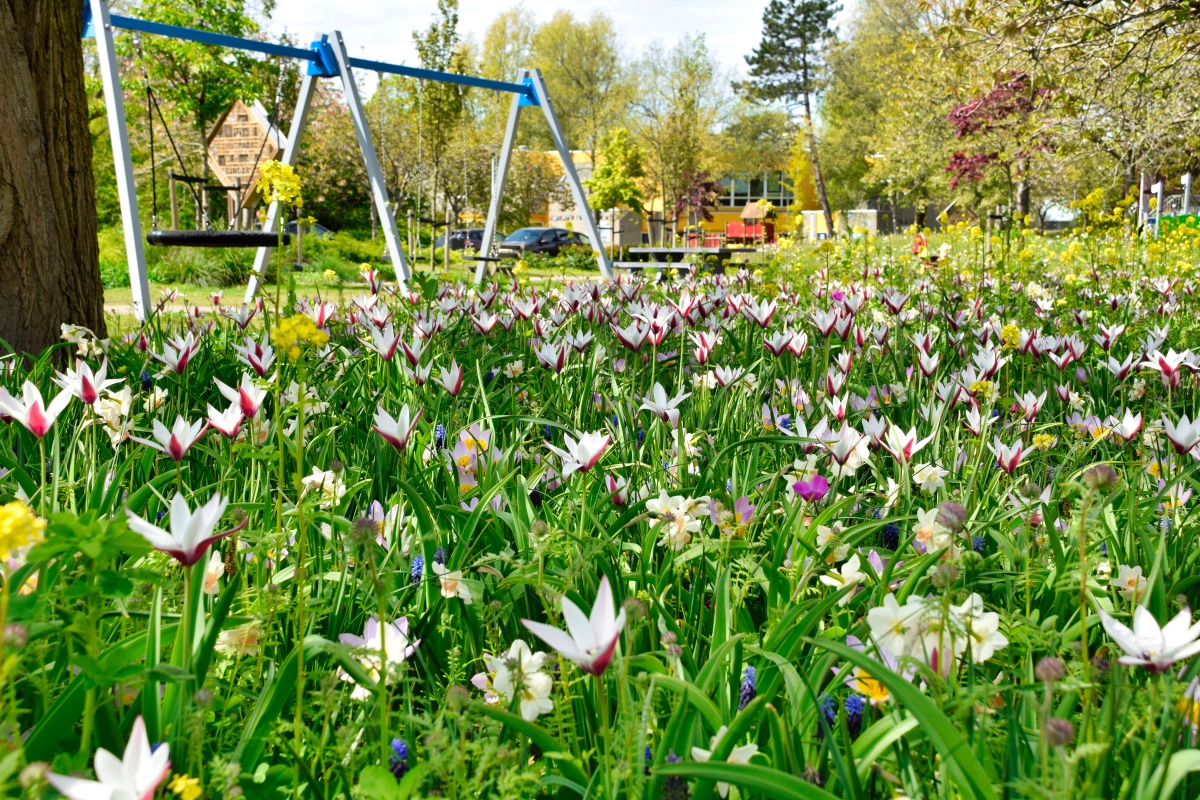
[[6, 230, 1200, 800]]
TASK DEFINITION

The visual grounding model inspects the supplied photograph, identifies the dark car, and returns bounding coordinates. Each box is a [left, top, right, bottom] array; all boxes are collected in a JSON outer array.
[[434, 228, 503, 253], [496, 227, 591, 259]]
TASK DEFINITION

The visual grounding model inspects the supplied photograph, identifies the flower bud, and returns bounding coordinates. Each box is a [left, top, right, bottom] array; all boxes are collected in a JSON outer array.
[[19, 763, 48, 788], [1083, 463, 1118, 493], [936, 501, 968, 532], [445, 684, 470, 712], [931, 562, 959, 589], [1043, 717, 1075, 747], [3, 623, 28, 650], [1035, 657, 1065, 683], [623, 597, 647, 621]]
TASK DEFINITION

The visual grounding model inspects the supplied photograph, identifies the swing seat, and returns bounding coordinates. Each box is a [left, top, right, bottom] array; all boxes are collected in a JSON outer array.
[[147, 230, 292, 248]]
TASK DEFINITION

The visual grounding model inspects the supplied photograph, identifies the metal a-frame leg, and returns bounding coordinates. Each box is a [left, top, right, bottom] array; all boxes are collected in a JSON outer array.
[[474, 72, 526, 285], [90, 0, 152, 322], [527, 69, 613, 279], [245, 65, 318, 304], [330, 31, 410, 287]]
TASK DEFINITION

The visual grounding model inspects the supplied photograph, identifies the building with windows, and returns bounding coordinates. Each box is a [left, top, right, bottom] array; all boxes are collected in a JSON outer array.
[[534, 150, 827, 247]]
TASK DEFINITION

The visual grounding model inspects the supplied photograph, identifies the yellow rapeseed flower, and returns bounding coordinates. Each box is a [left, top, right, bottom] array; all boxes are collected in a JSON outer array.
[[271, 314, 330, 362], [969, 380, 997, 402], [323, 269, 338, 282], [1000, 324, 1020, 351], [257, 160, 303, 209], [169, 774, 202, 800], [0, 501, 45, 562]]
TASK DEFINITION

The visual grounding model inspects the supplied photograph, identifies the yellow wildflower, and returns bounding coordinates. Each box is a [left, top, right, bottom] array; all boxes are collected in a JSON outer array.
[[969, 380, 997, 403], [0, 501, 45, 563], [323, 269, 338, 282], [1031, 434, 1057, 451], [270, 314, 330, 362], [852, 667, 890, 705], [256, 160, 303, 208], [169, 774, 202, 800], [1000, 324, 1020, 351], [513, 259, 528, 275]]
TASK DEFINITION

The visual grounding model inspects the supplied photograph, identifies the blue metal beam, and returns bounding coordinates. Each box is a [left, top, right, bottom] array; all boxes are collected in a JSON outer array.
[[95, 12, 537, 101], [108, 14, 318, 62], [347, 56, 535, 102]]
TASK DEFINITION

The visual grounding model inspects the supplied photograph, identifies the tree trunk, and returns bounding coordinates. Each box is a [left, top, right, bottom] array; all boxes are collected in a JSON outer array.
[[0, 0, 105, 355], [801, 93, 835, 238], [1015, 179, 1031, 218]]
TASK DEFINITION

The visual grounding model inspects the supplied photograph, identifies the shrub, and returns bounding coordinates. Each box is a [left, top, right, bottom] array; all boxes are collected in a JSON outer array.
[[99, 259, 130, 288]]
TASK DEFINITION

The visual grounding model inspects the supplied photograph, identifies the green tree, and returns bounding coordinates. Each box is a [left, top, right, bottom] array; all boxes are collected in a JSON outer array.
[[529, 11, 633, 166], [633, 35, 727, 243], [820, 0, 921, 210], [479, 6, 536, 126], [502, 151, 571, 230], [714, 102, 792, 202], [132, 0, 269, 196], [584, 128, 645, 214], [412, 0, 468, 232], [744, 0, 840, 236]]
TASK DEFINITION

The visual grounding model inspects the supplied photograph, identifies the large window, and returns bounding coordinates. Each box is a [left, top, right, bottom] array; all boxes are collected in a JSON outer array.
[[719, 172, 795, 208]]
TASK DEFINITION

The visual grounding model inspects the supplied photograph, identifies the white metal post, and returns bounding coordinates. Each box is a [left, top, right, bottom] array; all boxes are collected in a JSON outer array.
[[246, 67, 318, 303], [1137, 172, 1146, 231], [91, 0, 152, 322], [474, 73, 525, 285], [1151, 180, 1164, 236], [1184, 173, 1193, 216], [527, 69, 613, 278], [329, 31, 410, 287]]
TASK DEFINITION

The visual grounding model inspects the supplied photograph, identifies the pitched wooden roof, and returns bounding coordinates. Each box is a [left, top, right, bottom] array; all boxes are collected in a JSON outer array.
[[206, 99, 285, 208]]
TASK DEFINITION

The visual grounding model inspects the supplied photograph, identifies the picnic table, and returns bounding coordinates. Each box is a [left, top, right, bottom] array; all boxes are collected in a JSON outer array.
[[614, 246, 756, 280]]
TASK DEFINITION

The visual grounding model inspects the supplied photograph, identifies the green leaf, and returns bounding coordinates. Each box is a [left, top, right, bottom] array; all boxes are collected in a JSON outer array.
[[358, 765, 403, 800], [471, 703, 590, 789], [808, 638, 998, 800], [653, 675, 723, 732], [25, 624, 177, 760], [1152, 748, 1200, 800], [653, 761, 840, 800]]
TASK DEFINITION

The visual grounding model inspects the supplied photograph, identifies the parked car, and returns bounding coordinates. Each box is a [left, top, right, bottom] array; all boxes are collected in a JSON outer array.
[[284, 220, 333, 239], [434, 228, 503, 253], [496, 227, 591, 259]]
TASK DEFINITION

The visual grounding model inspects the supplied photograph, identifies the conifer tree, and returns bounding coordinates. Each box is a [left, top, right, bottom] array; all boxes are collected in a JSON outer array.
[[744, 0, 840, 237]]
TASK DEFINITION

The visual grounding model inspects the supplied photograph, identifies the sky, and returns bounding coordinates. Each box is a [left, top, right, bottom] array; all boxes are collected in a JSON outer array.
[[265, 0, 775, 95]]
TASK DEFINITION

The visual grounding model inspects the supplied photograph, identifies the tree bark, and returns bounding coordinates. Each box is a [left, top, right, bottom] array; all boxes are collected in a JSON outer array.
[[0, 0, 105, 356], [801, 92, 835, 238]]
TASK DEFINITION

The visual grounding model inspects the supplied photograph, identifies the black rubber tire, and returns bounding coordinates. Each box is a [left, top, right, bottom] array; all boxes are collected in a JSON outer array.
[[147, 230, 292, 248]]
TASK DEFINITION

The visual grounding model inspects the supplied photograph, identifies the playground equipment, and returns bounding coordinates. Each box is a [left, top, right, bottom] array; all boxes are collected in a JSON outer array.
[[83, 0, 612, 322]]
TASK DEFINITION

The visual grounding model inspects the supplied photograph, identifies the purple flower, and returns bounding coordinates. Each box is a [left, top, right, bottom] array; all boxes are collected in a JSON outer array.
[[738, 666, 757, 710], [793, 474, 830, 503]]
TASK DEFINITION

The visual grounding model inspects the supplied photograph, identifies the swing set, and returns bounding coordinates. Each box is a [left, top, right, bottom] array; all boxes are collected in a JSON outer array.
[[83, 0, 613, 322]]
